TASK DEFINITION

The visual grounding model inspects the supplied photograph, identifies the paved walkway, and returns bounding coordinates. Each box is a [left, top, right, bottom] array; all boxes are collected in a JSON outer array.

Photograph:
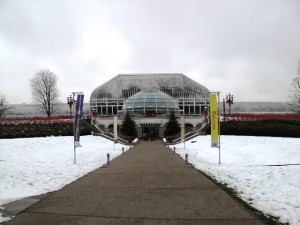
[[4, 141, 268, 225]]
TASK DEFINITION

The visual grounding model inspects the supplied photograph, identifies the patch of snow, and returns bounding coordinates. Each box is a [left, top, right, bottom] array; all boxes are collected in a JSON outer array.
[[171, 135, 300, 225], [1, 135, 300, 224], [0, 135, 129, 222]]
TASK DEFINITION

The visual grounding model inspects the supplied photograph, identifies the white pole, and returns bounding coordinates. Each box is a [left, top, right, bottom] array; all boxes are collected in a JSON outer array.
[[74, 144, 76, 164], [180, 115, 185, 149], [113, 116, 118, 141]]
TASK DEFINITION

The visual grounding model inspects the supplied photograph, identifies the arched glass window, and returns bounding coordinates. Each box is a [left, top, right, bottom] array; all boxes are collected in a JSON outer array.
[[123, 90, 180, 116]]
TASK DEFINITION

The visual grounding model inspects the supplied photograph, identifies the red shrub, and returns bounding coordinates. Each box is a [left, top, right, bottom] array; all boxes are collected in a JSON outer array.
[[0, 116, 73, 124], [226, 113, 300, 122]]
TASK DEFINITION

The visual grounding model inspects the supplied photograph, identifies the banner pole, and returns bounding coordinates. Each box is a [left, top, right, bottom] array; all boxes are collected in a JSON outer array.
[[73, 92, 76, 164], [72, 91, 84, 164], [74, 144, 76, 164], [217, 92, 221, 164], [209, 91, 221, 164]]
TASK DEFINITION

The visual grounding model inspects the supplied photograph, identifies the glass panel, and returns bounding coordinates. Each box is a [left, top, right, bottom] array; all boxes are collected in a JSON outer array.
[[101, 107, 107, 115], [190, 106, 194, 114], [147, 98, 156, 103], [168, 102, 175, 107], [184, 106, 189, 114], [195, 106, 200, 114], [157, 102, 167, 107], [113, 106, 118, 115], [108, 107, 112, 115], [144, 102, 155, 107]]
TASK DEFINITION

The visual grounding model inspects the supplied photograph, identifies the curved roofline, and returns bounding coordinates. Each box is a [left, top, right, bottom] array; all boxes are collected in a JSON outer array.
[[90, 73, 210, 100], [123, 89, 180, 115]]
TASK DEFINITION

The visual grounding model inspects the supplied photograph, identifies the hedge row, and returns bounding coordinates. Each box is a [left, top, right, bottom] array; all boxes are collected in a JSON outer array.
[[205, 120, 300, 138], [2, 119, 300, 139], [0, 122, 91, 139]]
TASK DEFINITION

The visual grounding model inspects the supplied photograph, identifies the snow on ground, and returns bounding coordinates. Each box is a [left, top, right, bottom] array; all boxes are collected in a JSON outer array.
[[171, 135, 300, 225], [0, 135, 300, 224], [0, 135, 130, 223]]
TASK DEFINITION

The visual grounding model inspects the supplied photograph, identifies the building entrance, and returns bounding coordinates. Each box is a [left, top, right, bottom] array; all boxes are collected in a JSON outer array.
[[141, 127, 159, 141], [138, 120, 163, 140]]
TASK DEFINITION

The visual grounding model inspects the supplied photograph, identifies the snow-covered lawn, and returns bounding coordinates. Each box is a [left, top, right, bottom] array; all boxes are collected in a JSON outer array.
[[0, 135, 130, 223], [171, 136, 300, 225], [0, 135, 299, 224]]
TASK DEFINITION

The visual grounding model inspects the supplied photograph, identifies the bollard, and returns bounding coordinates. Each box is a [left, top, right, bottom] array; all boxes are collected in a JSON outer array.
[[122, 147, 124, 155], [173, 146, 176, 154], [185, 153, 188, 165], [107, 153, 110, 165]]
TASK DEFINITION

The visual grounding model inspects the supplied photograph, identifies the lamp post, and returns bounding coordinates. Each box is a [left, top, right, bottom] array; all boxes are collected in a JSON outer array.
[[222, 98, 226, 122], [71, 92, 84, 164], [67, 95, 74, 117], [226, 93, 234, 116], [92, 108, 96, 136], [204, 106, 208, 122]]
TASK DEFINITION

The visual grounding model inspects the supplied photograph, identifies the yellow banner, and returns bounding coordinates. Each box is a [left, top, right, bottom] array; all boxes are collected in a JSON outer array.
[[209, 94, 219, 147]]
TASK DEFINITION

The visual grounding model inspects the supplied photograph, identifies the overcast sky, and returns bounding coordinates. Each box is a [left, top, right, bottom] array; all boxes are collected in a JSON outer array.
[[1, 0, 300, 104]]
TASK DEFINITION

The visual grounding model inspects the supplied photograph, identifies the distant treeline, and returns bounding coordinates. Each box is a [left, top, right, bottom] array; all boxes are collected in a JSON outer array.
[[205, 120, 300, 138], [5, 103, 90, 117]]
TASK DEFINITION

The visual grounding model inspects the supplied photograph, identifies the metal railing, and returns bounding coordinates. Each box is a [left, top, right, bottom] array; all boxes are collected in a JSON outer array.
[[166, 119, 209, 144]]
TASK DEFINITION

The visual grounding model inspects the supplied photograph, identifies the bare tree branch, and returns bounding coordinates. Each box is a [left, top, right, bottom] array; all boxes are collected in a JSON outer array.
[[30, 69, 60, 116], [287, 61, 300, 114], [0, 92, 13, 118]]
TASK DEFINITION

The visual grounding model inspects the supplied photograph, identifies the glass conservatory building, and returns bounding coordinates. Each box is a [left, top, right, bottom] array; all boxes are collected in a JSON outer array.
[[90, 73, 210, 137], [90, 73, 210, 116]]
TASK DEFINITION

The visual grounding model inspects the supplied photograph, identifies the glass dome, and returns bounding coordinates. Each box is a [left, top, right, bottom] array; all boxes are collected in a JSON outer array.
[[123, 90, 180, 116]]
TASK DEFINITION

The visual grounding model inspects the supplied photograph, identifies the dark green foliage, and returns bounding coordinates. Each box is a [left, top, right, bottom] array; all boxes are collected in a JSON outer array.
[[205, 120, 300, 138], [164, 111, 180, 137], [0, 122, 91, 139], [120, 112, 137, 137]]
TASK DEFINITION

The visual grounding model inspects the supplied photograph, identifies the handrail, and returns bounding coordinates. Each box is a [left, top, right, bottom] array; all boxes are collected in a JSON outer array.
[[165, 119, 209, 144]]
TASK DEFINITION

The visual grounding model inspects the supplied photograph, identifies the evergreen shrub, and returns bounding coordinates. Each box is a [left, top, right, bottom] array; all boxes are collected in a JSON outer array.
[[0, 122, 91, 139], [164, 111, 180, 138], [205, 120, 300, 138]]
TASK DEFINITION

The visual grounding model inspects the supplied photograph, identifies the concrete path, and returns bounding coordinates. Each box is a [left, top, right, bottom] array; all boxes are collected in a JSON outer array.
[[4, 140, 268, 225]]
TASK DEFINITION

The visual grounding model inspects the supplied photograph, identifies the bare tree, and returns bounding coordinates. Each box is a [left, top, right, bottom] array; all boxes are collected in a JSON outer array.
[[30, 69, 60, 116], [288, 60, 300, 113], [0, 92, 13, 118]]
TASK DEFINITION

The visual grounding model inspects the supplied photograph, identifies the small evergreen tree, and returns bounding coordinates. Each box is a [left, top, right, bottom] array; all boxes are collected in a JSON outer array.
[[120, 112, 137, 138], [164, 111, 180, 137]]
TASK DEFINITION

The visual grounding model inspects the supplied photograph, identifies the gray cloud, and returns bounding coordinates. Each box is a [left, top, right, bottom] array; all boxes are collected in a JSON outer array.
[[0, 0, 300, 104]]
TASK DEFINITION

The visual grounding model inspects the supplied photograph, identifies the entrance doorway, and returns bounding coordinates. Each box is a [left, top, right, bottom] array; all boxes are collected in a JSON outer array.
[[141, 127, 160, 141]]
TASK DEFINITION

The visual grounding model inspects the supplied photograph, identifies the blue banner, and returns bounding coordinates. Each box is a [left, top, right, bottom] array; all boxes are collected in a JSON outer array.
[[74, 94, 84, 145]]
